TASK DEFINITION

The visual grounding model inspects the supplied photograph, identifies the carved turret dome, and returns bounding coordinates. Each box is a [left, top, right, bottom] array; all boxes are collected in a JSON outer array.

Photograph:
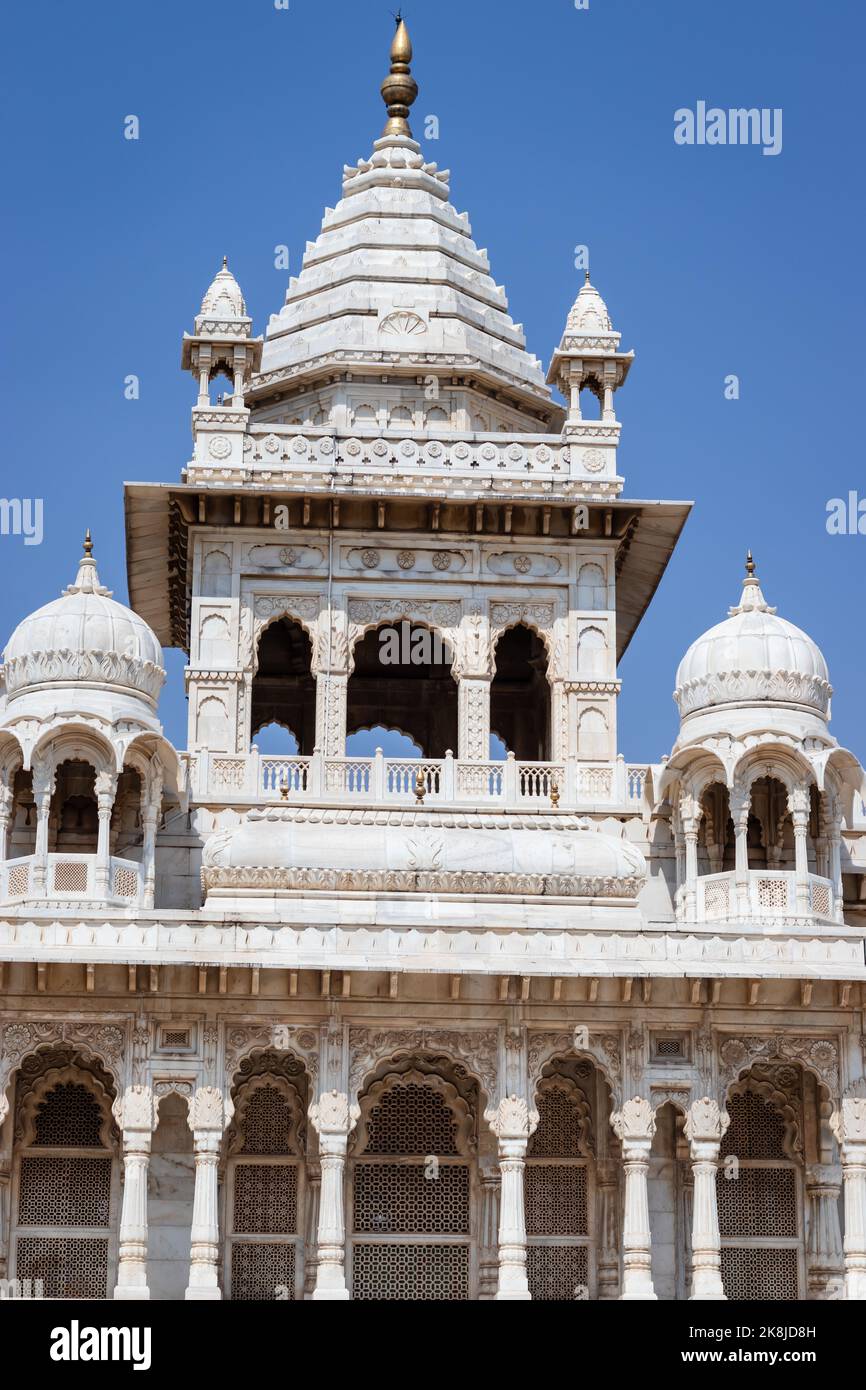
[[199, 257, 247, 322], [566, 274, 615, 334], [1, 535, 165, 708], [674, 558, 831, 722]]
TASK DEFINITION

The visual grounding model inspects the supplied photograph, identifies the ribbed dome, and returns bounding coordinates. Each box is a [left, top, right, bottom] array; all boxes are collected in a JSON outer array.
[[2, 538, 165, 707], [566, 275, 614, 333], [675, 563, 831, 720]]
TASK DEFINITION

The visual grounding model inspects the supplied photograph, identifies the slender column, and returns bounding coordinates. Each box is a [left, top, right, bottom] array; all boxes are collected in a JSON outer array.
[[478, 1168, 501, 1300], [457, 677, 491, 762], [308, 1091, 358, 1300], [94, 771, 116, 897], [679, 797, 700, 922], [139, 767, 162, 909], [113, 1085, 156, 1300], [602, 381, 615, 421], [185, 1087, 225, 1300], [789, 786, 811, 914], [317, 673, 348, 760], [31, 767, 54, 893], [830, 1090, 866, 1300], [303, 1162, 322, 1299], [485, 1095, 538, 1300], [0, 783, 12, 863], [730, 785, 751, 916], [595, 1158, 621, 1299], [680, 1159, 695, 1300], [611, 1097, 657, 1300], [685, 1098, 728, 1300], [805, 1164, 845, 1300]]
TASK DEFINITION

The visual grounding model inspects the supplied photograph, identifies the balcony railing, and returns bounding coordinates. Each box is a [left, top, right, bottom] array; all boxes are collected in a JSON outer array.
[[189, 749, 652, 812], [688, 869, 838, 924], [0, 853, 144, 908]]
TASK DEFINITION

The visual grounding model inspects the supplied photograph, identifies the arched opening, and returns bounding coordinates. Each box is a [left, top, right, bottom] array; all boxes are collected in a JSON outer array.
[[525, 1070, 596, 1300], [9, 1054, 119, 1299], [698, 782, 735, 875], [746, 775, 795, 870], [490, 624, 550, 761], [350, 1061, 478, 1300], [50, 760, 99, 854], [719, 1075, 805, 1300], [346, 624, 457, 758], [250, 618, 316, 755], [225, 1051, 310, 1301], [110, 765, 143, 858], [647, 1101, 686, 1301], [8, 767, 35, 858], [345, 726, 422, 759], [579, 380, 603, 421]]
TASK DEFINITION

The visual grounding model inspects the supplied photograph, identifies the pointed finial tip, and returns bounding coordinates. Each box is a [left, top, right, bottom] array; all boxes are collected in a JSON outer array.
[[381, 14, 417, 137], [222, 255, 228, 269], [745, 549, 756, 578], [83, 528, 93, 557], [584, 269, 591, 284]]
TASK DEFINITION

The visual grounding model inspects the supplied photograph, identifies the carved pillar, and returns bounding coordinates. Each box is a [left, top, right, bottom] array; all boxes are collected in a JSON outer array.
[[680, 1159, 695, 1300], [611, 1097, 657, 1300], [830, 1091, 866, 1300], [303, 1161, 321, 1299], [685, 1098, 728, 1300], [31, 766, 54, 893], [805, 1164, 845, 1300], [458, 678, 491, 762], [140, 768, 162, 910], [485, 1095, 538, 1301], [478, 1167, 501, 1299], [789, 786, 811, 914], [730, 785, 751, 916], [595, 1158, 621, 1299], [113, 1085, 156, 1300], [680, 799, 700, 923], [308, 1091, 358, 1300], [317, 673, 348, 759], [0, 782, 12, 862], [95, 771, 116, 897], [185, 1087, 225, 1300]]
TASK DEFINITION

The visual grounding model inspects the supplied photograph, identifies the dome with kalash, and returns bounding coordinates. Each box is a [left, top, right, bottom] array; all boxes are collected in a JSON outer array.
[[1, 533, 165, 712], [674, 555, 831, 728]]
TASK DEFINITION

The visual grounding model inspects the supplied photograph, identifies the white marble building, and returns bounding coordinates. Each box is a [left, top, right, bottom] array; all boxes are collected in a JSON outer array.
[[1, 21, 865, 1303]]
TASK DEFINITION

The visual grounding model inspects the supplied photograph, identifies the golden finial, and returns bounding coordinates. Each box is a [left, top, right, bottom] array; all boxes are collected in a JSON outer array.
[[550, 778, 560, 808], [83, 528, 93, 557], [414, 766, 426, 804], [745, 549, 756, 578], [222, 255, 228, 269], [381, 15, 418, 138]]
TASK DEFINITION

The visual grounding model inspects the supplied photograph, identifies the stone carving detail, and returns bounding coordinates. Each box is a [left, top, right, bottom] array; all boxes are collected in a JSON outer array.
[[3, 651, 164, 703], [347, 598, 461, 629], [0, 1020, 127, 1123], [309, 1090, 361, 1135], [203, 864, 643, 900], [189, 1086, 226, 1132], [224, 1024, 320, 1095], [113, 1084, 157, 1133], [484, 1094, 539, 1140], [718, 1035, 840, 1100], [347, 1027, 499, 1107], [611, 1096, 656, 1142], [684, 1096, 729, 1142], [527, 1030, 622, 1109]]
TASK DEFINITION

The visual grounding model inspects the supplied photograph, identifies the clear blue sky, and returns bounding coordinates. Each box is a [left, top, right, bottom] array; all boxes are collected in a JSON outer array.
[[2, 0, 863, 766]]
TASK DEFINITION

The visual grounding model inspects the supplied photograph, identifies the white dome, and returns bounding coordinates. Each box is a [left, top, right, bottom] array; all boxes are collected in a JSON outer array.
[[2, 538, 165, 707], [199, 257, 246, 320], [675, 563, 831, 720], [566, 275, 614, 333]]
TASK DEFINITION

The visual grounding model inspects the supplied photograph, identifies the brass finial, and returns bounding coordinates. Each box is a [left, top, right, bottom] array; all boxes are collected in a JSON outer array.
[[414, 765, 426, 804], [83, 528, 93, 557], [381, 16, 418, 138], [745, 549, 756, 578], [550, 778, 560, 808], [584, 269, 591, 284], [222, 255, 228, 269]]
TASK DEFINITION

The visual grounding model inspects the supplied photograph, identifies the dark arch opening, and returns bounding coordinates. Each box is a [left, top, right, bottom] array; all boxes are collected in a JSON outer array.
[[346, 624, 457, 758], [490, 625, 550, 761], [250, 619, 316, 755]]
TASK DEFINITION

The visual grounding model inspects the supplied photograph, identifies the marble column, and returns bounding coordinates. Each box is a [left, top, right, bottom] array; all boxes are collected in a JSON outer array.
[[595, 1158, 622, 1299], [303, 1162, 322, 1299], [805, 1164, 845, 1300], [185, 1087, 225, 1300], [685, 1098, 728, 1300], [308, 1091, 358, 1300], [730, 786, 751, 916], [31, 767, 54, 893], [611, 1097, 657, 1300], [113, 1085, 156, 1301], [830, 1090, 866, 1300], [485, 1096, 538, 1301], [790, 787, 811, 914], [0, 783, 12, 863], [94, 771, 116, 898], [140, 770, 162, 910], [457, 677, 491, 762], [478, 1168, 501, 1300]]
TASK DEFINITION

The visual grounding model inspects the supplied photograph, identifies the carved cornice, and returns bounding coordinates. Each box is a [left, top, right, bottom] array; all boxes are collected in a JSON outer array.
[[201, 864, 642, 900], [4, 650, 164, 704]]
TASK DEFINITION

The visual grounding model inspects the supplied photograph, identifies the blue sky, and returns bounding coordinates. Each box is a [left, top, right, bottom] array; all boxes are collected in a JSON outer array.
[[2, 0, 863, 765]]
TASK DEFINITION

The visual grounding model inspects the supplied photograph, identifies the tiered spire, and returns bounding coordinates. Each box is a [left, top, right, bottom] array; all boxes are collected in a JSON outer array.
[[65, 531, 112, 597], [728, 551, 777, 616]]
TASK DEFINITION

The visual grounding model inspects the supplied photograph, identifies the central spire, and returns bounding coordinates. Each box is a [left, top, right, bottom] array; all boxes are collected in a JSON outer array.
[[380, 16, 418, 138]]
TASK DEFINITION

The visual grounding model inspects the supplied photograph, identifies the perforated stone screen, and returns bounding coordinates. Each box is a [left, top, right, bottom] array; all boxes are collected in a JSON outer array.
[[721, 1091, 788, 1160], [33, 1084, 105, 1148], [352, 1242, 470, 1300], [240, 1085, 294, 1155], [233, 1163, 298, 1235], [529, 1087, 582, 1158], [230, 1242, 297, 1301], [364, 1084, 459, 1156], [16, 1236, 109, 1300], [18, 1155, 111, 1228], [717, 1167, 797, 1239], [354, 1162, 470, 1234], [721, 1247, 799, 1301], [527, 1244, 589, 1301], [525, 1164, 588, 1236]]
